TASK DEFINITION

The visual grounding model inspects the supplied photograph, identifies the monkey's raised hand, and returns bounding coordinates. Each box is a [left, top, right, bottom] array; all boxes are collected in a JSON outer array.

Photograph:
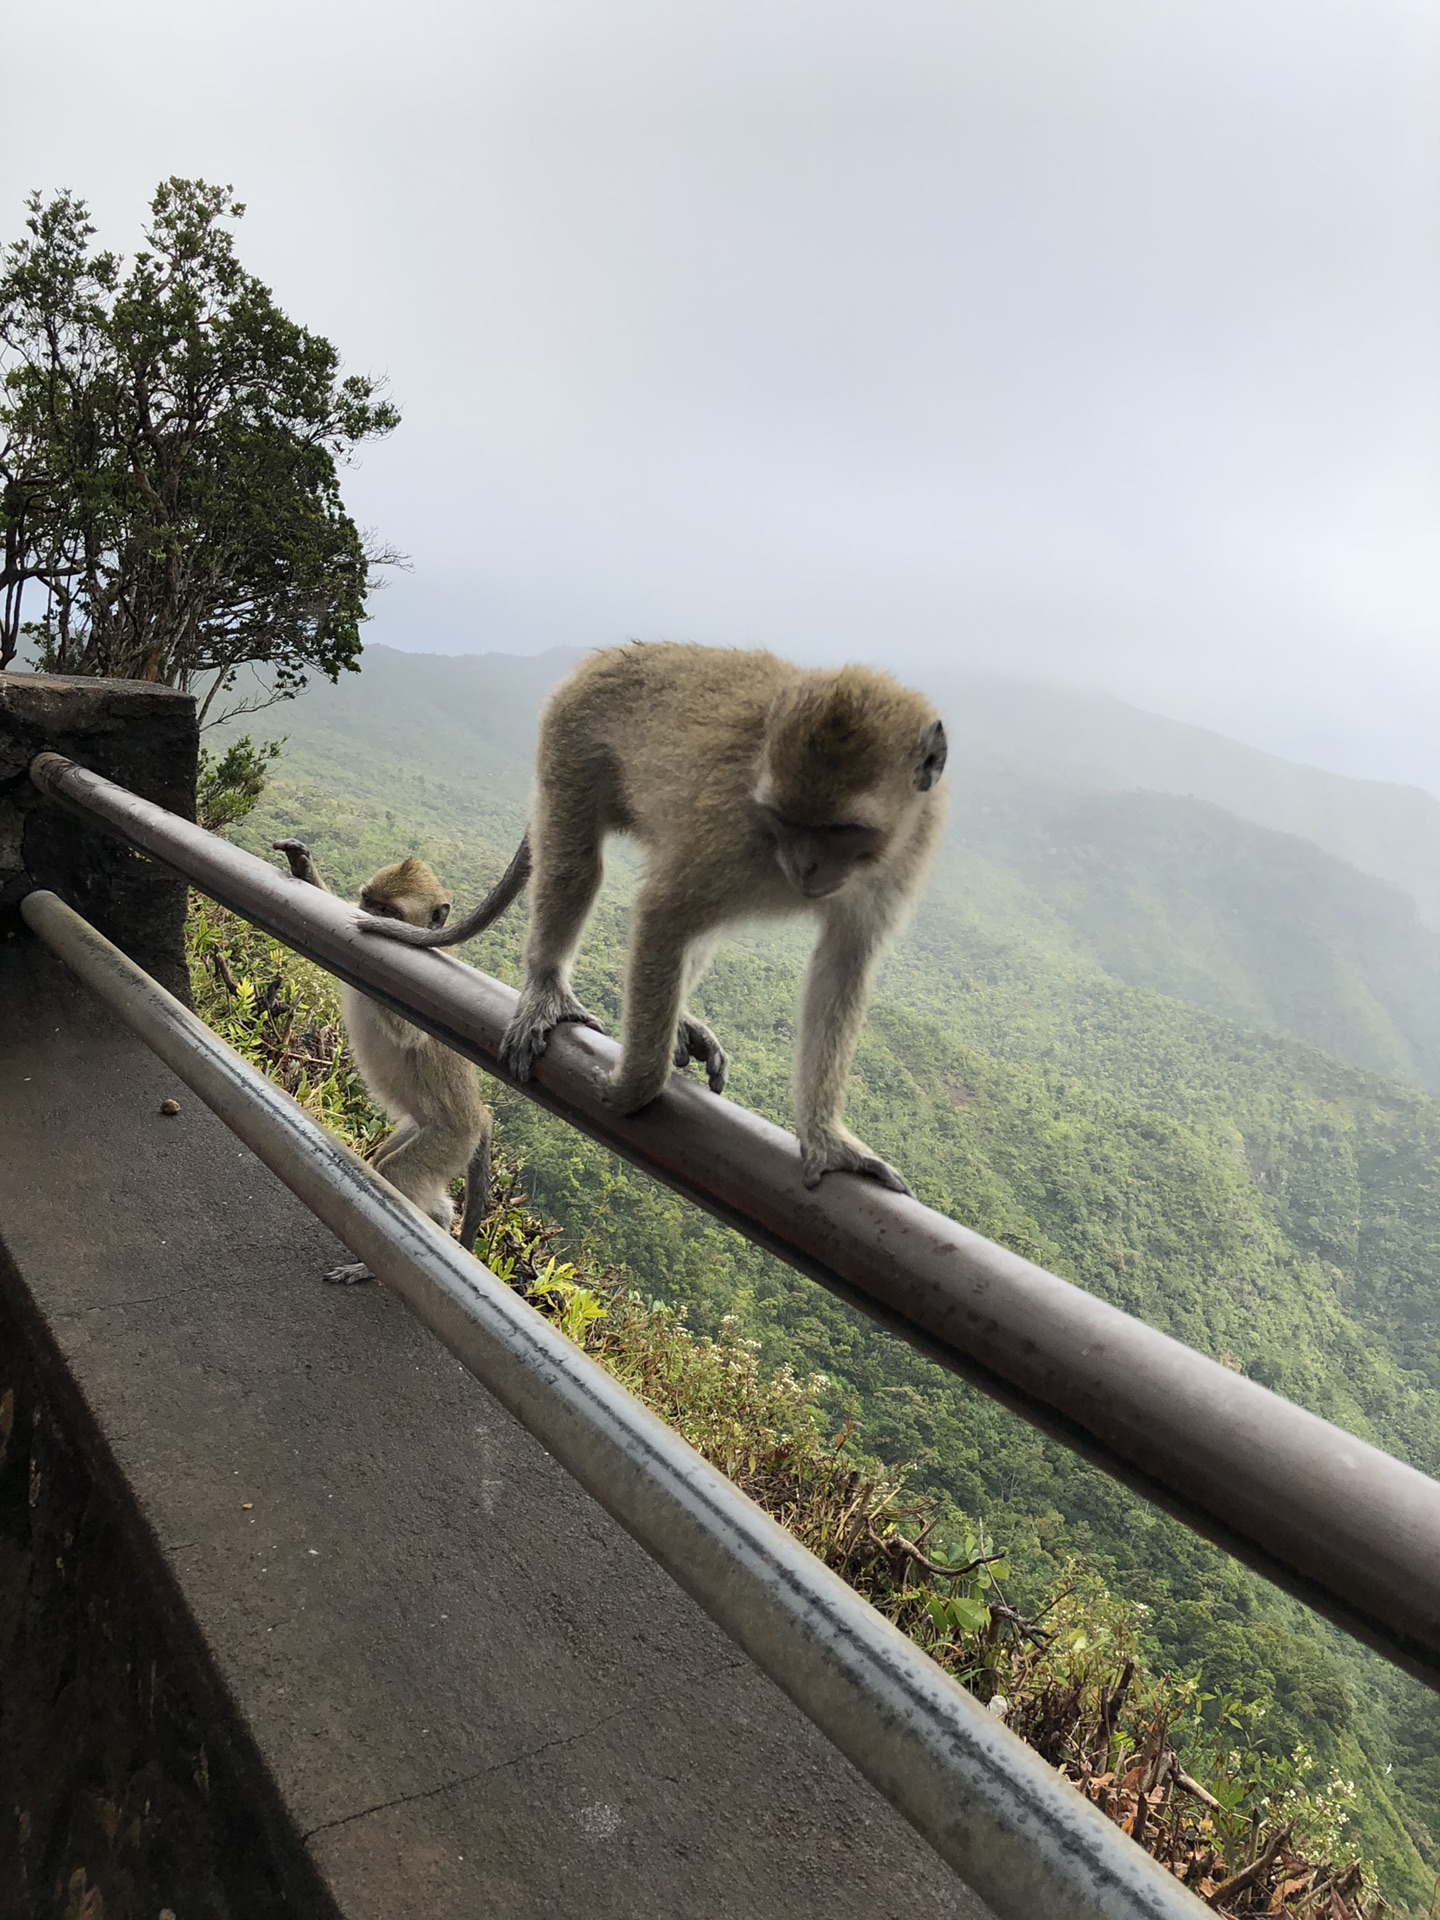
[[273, 839, 320, 886], [799, 1126, 912, 1196]]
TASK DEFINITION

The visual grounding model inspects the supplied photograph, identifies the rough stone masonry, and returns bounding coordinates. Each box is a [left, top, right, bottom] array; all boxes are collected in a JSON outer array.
[[0, 672, 196, 1003]]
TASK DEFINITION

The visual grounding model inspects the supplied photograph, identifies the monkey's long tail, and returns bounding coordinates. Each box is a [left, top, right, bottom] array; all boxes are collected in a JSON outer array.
[[457, 1124, 493, 1255], [361, 834, 533, 949]]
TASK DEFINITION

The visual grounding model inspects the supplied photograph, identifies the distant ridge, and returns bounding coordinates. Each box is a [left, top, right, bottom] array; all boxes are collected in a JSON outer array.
[[227, 644, 585, 793], [928, 675, 1440, 927]]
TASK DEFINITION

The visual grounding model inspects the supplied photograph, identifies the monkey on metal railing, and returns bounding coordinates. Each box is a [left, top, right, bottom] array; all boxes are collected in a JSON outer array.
[[360, 642, 947, 1194]]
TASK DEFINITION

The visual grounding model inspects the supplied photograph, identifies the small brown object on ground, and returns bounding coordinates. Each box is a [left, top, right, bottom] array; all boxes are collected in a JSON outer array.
[[159, 1098, 181, 1116]]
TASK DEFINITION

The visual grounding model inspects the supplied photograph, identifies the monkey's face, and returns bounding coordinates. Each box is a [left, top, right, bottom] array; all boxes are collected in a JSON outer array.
[[360, 883, 452, 930], [761, 808, 887, 899], [756, 674, 946, 897]]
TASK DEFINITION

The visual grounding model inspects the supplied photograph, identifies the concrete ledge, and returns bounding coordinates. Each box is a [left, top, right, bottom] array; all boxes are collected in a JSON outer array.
[[0, 936, 984, 1919], [0, 1274, 342, 1920]]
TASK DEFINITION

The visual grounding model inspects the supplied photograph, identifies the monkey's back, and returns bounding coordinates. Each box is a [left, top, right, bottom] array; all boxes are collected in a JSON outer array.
[[539, 643, 796, 848], [342, 987, 488, 1133]]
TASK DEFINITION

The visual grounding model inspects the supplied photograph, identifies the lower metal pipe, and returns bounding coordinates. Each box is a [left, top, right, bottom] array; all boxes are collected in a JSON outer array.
[[22, 888, 1206, 1920], [27, 750, 1440, 1690]]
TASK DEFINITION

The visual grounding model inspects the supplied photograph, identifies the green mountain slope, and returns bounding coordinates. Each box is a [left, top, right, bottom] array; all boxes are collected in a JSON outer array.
[[237, 643, 578, 798], [948, 777, 1440, 1095], [217, 650, 1440, 1905], [929, 674, 1440, 930]]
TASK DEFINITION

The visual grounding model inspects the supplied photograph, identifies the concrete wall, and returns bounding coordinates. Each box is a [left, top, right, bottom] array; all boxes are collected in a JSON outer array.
[[0, 1266, 344, 1920], [0, 673, 195, 1003]]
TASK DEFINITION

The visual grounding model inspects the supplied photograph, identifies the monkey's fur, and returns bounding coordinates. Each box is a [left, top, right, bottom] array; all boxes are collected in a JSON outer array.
[[273, 841, 494, 1282], [361, 643, 947, 1192]]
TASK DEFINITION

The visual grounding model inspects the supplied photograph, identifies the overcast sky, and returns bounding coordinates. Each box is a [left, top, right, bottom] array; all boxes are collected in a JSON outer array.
[[4, 0, 1438, 786]]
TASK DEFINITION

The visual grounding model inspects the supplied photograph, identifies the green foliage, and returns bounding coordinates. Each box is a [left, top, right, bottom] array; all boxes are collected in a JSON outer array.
[[187, 893, 387, 1157], [195, 734, 284, 833], [0, 179, 400, 715], [949, 777, 1440, 1096]]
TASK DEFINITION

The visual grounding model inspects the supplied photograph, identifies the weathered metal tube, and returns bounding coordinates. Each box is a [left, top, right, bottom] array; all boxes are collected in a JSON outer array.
[[28, 750, 1440, 1690]]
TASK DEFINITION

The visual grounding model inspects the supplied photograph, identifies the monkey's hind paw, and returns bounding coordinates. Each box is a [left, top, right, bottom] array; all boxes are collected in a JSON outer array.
[[800, 1135, 912, 1196], [324, 1261, 374, 1285], [672, 1017, 728, 1093]]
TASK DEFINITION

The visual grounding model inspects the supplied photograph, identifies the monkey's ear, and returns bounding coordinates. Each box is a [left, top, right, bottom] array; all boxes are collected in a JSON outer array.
[[430, 902, 452, 928], [915, 719, 947, 792]]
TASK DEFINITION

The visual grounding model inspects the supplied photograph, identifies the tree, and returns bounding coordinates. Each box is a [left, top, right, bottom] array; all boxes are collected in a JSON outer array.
[[195, 734, 285, 832], [0, 178, 401, 722]]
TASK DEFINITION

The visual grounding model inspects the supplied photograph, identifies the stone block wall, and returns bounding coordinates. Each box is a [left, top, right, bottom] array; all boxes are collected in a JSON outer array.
[[0, 674, 197, 1003]]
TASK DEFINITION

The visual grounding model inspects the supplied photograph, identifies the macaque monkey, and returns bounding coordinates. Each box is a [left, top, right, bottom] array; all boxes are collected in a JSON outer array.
[[361, 643, 947, 1193], [273, 841, 494, 1282]]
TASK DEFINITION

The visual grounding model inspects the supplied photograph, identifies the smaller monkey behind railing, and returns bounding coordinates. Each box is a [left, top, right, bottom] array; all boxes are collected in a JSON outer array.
[[272, 840, 493, 1284]]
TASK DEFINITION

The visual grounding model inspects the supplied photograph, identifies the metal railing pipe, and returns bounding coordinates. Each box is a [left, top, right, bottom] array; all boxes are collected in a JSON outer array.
[[20, 886, 1207, 1920], [28, 751, 1440, 1689]]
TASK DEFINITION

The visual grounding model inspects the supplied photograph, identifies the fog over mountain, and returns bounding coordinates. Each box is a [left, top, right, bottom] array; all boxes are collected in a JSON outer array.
[[7, 0, 1438, 790]]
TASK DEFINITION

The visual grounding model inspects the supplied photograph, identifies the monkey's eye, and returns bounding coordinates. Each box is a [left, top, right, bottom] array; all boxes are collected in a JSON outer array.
[[361, 898, 398, 918]]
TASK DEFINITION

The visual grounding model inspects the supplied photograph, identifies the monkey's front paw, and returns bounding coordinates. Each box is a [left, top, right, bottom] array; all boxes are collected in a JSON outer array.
[[499, 1016, 552, 1082], [799, 1131, 912, 1196], [324, 1260, 374, 1285], [499, 994, 603, 1082], [672, 1017, 728, 1093]]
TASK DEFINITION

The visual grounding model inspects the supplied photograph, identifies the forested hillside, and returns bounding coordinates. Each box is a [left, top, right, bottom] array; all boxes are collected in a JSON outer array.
[[928, 675, 1440, 930], [948, 779, 1440, 1094], [216, 649, 1440, 1907]]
